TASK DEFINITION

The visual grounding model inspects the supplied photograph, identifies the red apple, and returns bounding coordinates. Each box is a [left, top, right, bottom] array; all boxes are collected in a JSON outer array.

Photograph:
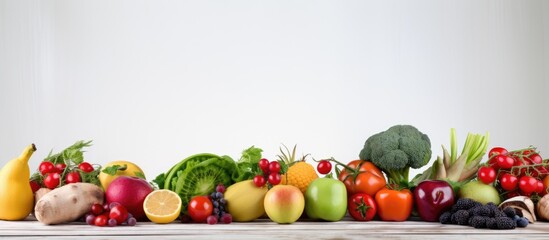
[[263, 185, 304, 224], [106, 176, 153, 220], [413, 180, 455, 222]]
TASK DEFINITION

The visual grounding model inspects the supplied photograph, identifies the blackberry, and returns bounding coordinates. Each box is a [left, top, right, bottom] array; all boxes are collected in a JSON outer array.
[[493, 209, 507, 218], [468, 216, 487, 229], [516, 217, 529, 228], [439, 211, 452, 224], [486, 217, 498, 229], [452, 198, 478, 212], [451, 210, 470, 225], [469, 205, 491, 217], [496, 217, 516, 229], [502, 207, 517, 218]]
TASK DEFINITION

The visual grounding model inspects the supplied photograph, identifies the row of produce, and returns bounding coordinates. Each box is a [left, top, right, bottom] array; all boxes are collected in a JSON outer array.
[[0, 124, 548, 230]]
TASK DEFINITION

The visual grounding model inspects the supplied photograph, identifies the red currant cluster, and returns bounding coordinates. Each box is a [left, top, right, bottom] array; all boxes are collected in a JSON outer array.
[[478, 146, 547, 199], [253, 158, 281, 187], [85, 202, 136, 227]]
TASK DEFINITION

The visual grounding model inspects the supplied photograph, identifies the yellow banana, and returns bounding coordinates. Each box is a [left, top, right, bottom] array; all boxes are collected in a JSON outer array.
[[224, 180, 267, 222], [0, 144, 36, 220]]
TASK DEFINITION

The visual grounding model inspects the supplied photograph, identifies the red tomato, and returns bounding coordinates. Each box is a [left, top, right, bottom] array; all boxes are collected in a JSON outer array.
[[338, 160, 386, 197], [499, 173, 518, 191], [65, 172, 81, 184], [39, 162, 56, 175], [489, 147, 508, 158], [317, 160, 332, 175], [542, 175, 549, 195], [536, 180, 545, 194], [188, 196, 213, 223], [348, 193, 377, 221], [55, 163, 66, 173], [44, 172, 61, 189], [519, 176, 538, 194], [477, 166, 496, 184], [527, 154, 543, 164], [78, 162, 94, 173], [375, 188, 413, 221], [512, 158, 527, 176], [496, 155, 515, 169], [109, 205, 129, 224]]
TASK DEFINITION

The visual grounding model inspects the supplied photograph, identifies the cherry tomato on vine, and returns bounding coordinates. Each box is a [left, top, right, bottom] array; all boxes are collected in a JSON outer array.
[[489, 147, 508, 158], [519, 176, 538, 194], [512, 159, 527, 176], [188, 196, 213, 223], [527, 153, 543, 164], [39, 162, 56, 175], [536, 180, 545, 194], [317, 160, 332, 175], [253, 175, 266, 187], [338, 160, 386, 197], [348, 193, 377, 221], [55, 163, 66, 173], [44, 172, 61, 189], [477, 166, 496, 184], [496, 155, 515, 169], [78, 162, 94, 173], [499, 173, 518, 191], [65, 172, 81, 184]]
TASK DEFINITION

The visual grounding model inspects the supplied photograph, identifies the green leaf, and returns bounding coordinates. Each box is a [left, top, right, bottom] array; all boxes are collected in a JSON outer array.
[[278, 160, 289, 175], [101, 164, 125, 176], [238, 146, 263, 163], [152, 173, 166, 189], [233, 146, 263, 181], [135, 171, 146, 179]]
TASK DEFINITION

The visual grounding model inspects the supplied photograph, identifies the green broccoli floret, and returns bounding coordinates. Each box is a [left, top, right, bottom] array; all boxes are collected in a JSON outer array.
[[359, 125, 432, 186]]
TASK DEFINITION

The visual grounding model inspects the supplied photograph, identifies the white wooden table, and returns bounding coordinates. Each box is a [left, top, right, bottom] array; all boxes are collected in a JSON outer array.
[[2, 217, 549, 239]]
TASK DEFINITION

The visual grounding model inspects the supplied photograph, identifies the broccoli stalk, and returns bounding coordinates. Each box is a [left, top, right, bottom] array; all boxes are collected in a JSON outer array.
[[359, 125, 432, 188], [383, 166, 410, 187]]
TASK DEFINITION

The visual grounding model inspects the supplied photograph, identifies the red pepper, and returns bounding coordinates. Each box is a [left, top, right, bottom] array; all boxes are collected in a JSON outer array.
[[375, 187, 413, 221]]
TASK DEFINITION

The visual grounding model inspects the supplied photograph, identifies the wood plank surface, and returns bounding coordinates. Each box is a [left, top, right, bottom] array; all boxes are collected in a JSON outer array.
[[1, 217, 549, 239]]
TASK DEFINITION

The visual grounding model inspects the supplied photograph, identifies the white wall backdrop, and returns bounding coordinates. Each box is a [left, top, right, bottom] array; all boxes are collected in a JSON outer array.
[[1, 0, 548, 179]]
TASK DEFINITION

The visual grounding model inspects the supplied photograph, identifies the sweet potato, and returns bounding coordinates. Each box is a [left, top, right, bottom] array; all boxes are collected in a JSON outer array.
[[34, 183, 104, 224]]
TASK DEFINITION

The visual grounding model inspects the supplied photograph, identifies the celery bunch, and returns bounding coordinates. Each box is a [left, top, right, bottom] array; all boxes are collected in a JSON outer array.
[[413, 128, 489, 185]]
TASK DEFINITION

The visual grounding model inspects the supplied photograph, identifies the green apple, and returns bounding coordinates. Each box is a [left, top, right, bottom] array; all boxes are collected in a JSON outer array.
[[305, 178, 347, 221], [459, 180, 501, 205], [264, 185, 304, 224]]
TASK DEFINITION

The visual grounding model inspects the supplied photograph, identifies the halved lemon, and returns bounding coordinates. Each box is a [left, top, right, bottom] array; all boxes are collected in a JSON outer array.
[[143, 189, 182, 224]]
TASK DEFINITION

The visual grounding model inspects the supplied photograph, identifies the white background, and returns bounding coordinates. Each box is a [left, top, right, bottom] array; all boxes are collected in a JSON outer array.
[[1, 0, 548, 180]]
